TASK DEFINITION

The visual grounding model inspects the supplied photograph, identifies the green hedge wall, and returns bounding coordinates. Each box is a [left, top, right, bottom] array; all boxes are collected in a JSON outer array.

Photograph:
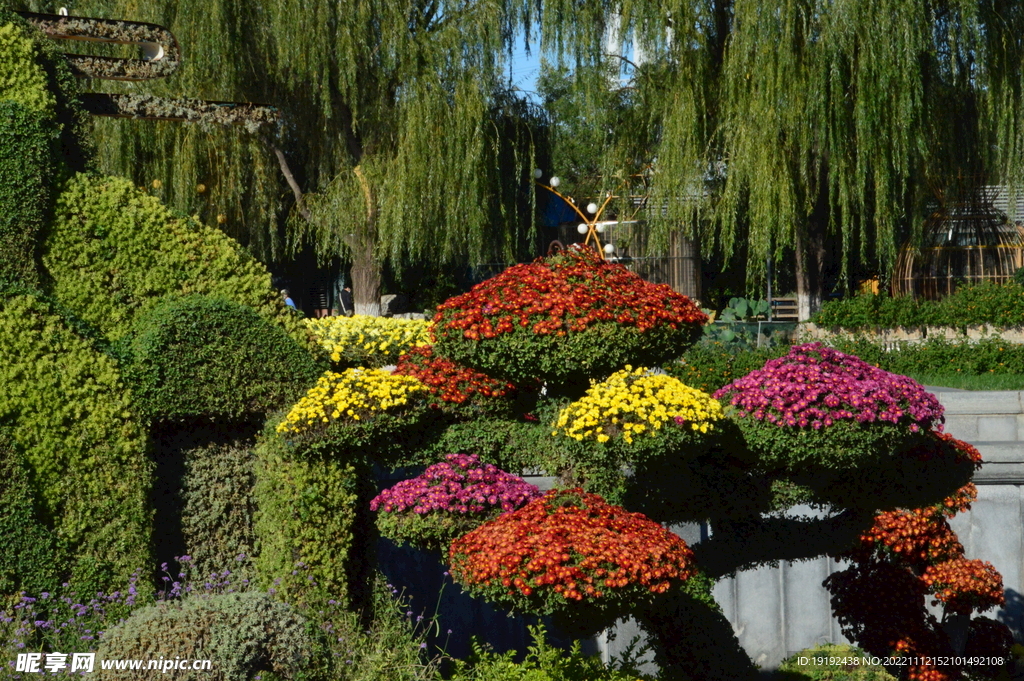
[[181, 439, 258, 581], [0, 12, 91, 287], [120, 295, 323, 423], [253, 429, 369, 609], [42, 173, 311, 348], [812, 283, 1024, 330], [0, 432, 58, 596], [0, 293, 152, 593]]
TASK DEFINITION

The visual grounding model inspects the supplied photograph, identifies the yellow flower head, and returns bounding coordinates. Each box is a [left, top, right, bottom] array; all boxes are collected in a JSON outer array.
[[277, 367, 426, 434], [553, 366, 724, 444], [306, 315, 431, 366]]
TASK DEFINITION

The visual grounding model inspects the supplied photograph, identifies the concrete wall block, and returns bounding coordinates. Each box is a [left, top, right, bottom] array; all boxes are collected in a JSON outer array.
[[937, 391, 1024, 415], [977, 416, 1021, 441], [944, 415, 980, 441]]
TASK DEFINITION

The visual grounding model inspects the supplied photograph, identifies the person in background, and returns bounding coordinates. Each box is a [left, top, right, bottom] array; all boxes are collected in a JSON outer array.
[[339, 285, 354, 317], [281, 289, 297, 310]]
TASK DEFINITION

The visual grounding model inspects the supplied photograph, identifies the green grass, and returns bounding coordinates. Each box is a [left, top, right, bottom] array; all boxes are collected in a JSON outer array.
[[908, 373, 1024, 391]]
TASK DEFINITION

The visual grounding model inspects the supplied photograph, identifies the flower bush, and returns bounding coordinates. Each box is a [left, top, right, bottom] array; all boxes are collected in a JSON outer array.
[[826, 479, 1011, 681], [395, 345, 520, 409], [306, 315, 431, 368], [552, 367, 724, 444], [448, 488, 698, 634], [714, 343, 947, 481], [370, 453, 541, 551], [277, 368, 426, 435], [432, 248, 707, 387]]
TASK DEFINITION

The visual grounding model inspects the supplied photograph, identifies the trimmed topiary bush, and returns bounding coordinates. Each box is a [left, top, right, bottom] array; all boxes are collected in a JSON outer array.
[[120, 295, 323, 423], [0, 293, 152, 594], [97, 591, 312, 681], [432, 248, 707, 391], [713, 343, 972, 508], [253, 430, 367, 608], [42, 173, 310, 347], [0, 432, 58, 597]]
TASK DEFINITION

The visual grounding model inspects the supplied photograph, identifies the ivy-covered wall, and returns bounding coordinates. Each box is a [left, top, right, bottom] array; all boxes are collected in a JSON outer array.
[[42, 173, 312, 348], [0, 293, 152, 594]]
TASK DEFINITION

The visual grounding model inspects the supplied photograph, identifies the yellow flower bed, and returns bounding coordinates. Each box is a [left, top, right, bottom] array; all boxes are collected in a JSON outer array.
[[553, 367, 724, 444], [277, 368, 427, 434], [306, 315, 431, 365]]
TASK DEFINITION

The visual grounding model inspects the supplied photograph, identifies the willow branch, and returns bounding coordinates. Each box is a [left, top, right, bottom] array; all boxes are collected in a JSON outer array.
[[270, 143, 310, 222]]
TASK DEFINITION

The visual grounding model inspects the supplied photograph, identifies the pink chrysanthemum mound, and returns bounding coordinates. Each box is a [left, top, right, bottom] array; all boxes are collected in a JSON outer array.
[[714, 342, 943, 433], [370, 453, 541, 551]]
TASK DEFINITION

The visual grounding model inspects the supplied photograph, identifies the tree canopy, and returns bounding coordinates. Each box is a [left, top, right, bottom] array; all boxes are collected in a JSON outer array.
[[22, 0, 1024, 312]]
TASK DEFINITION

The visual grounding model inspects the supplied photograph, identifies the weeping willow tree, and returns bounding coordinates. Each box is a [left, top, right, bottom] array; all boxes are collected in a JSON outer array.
[[527, 0, 1024, 317], [16, 0, 537, 314]]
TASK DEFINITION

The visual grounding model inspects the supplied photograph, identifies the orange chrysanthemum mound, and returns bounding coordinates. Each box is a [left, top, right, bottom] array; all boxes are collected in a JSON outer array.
[[448, 489, 697, 618]]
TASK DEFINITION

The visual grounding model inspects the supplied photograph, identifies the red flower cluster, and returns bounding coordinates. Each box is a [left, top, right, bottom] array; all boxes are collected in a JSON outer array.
[[827, 478, 1010, 681], [923, 558, 1004, 615], [434, 248, 707, 340], [448, 489, 696, 610], [394, 346, 517, 405]]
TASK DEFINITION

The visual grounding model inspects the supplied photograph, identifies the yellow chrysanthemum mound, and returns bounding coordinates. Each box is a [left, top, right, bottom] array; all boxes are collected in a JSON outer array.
[[277, 368, 427, 434], [306, 315, 431, 366], [553, 367, 724, 444]]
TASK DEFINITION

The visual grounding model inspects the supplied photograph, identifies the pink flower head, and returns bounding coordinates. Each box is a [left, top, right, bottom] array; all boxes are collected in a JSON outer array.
[[713, 343, 943, 431], [370, 453, 542, 516]]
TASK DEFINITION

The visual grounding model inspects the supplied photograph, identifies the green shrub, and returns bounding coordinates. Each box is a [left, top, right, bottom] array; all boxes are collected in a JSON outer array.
[[41, 173, 311, 347], [181, 439, 258, 581], [0, 293, 151, 593], [418, 413, 565, 472], [774, 643, 896, 680], [667, 342, 788, 394], [305, 575, 442, 681], [97, 591, 312, 681], [827, 336, 1024, 376], [120, 295, 322, 422], [449, 624, 649, 681], [253, 429, 368, 609], [0, 20, 56, 115], [813, 283, 1024, 330], [0, 432, 58, 597]]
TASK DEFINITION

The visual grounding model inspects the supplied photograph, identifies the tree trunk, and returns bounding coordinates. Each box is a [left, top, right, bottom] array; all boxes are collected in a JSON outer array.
[[795, 224, 826, 321], [351, 165, 381, 317], [351, 237, 381, 316]]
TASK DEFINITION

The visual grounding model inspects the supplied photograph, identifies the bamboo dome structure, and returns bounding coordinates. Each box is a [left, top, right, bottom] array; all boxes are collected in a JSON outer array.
[[893, 186, 1024, 299]]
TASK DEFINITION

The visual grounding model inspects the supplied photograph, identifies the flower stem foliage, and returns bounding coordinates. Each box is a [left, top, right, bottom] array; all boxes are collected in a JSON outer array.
[[432, 248, 707, 389], [448, 488, 698, 636], [371, 453, 541, 552]]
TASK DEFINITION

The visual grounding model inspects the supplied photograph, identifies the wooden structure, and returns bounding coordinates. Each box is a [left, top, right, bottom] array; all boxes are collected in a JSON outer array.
[[893, 186, 1024, 299]]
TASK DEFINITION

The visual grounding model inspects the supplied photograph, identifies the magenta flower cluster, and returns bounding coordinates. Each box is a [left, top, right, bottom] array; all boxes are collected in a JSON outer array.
[[370, 453, 541, 516], [713, 343, 944, 432]]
